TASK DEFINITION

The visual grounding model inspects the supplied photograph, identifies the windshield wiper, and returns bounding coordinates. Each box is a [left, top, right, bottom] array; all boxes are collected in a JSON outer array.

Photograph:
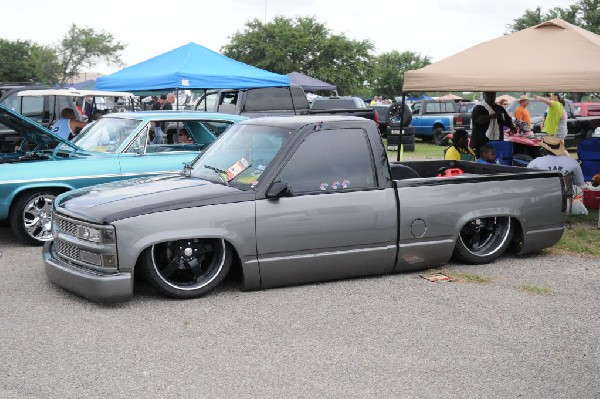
[[203, 164, 229, 185]]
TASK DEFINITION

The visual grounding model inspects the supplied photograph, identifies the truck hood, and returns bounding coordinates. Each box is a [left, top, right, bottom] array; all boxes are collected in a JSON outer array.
[[56, 175, 255, 224], [0, 104, 80, 152]]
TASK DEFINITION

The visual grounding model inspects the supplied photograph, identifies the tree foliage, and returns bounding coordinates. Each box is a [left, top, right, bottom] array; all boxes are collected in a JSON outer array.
[[222, 16, 374, 94], [0, 39, 59, 84], [56, 24, 125, 85], [507, 0, 599, 34], [370, 51, 431, 99]]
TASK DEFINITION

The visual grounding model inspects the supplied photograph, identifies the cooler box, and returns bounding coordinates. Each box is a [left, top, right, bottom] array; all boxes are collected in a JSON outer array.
[[583, 189, 600, 209], [577, 138, 600, 181]]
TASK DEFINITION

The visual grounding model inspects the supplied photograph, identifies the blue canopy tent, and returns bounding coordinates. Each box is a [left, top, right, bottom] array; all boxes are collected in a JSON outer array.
[[96, 42, 289, 91]]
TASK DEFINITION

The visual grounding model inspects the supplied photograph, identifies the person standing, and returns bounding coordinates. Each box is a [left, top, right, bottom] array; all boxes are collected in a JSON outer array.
[[514, 95, 531, 129], [471, 92, 515, 158], [535, 93, 565, 140], [151, 95, 168, 144], [163, 93, 175, 110]]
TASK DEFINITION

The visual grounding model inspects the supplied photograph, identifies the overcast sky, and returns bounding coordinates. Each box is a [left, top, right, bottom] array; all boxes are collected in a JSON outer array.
[[0, 0, 578, 75]]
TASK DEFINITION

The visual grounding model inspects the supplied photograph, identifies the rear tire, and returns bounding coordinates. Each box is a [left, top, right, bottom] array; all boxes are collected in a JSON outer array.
[[453, 216, 513, 264]]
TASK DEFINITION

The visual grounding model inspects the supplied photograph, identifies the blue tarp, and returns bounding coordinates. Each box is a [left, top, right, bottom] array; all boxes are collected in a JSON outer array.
[[96, 42, 289, 91]]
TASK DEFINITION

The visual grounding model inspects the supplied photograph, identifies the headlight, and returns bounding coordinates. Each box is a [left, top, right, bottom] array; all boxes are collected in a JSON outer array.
[[77, 226, 115, 243]]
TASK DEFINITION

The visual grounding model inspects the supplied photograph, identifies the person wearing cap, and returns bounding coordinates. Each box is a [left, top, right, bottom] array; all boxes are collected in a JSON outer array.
[[514, 95, 531, 129], [535, 93, 567, 141], [527, 135, 584, 187]]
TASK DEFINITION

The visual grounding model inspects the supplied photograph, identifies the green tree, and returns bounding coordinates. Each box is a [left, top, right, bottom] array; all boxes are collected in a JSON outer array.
[[370, 51, 431, 99], [0, 39, 59, 84], [56, 24, 125, 86], [222, 16, 374, 94], [507, 0, 599, 34]]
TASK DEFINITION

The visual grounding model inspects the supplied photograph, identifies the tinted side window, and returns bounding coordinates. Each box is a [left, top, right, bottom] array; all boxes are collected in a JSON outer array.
[[196, 93, 218, 112], [290, 86, 309, 111], [244, 87, 293, 111], [2, 93, 21, 113], [279, 128, 376, 194], [425, 102, 440, 113]]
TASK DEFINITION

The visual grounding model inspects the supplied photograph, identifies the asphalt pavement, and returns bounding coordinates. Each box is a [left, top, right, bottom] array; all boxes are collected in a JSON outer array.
[[0, 225, 598, 399]]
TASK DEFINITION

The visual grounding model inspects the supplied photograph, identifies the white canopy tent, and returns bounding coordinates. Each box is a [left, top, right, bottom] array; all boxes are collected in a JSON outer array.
[[403, 19, 600, 93]]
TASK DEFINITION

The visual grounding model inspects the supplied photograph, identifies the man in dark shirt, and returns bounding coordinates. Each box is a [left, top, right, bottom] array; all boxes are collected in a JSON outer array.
[[471, 92, 515, 158], [151, 95, 170, 144]]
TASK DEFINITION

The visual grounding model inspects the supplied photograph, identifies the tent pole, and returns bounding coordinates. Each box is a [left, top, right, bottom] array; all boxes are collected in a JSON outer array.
[[176, 88, 179, 111], [396, 93, 407, 162]]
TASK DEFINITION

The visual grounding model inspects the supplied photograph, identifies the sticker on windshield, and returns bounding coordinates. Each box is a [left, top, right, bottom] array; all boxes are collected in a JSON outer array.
[[320, 182, 329, 190], [226, 157, 250, 181]]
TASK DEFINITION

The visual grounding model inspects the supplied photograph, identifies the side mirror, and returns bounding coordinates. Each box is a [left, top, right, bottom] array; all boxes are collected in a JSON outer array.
[[265, 181, 292, 199]]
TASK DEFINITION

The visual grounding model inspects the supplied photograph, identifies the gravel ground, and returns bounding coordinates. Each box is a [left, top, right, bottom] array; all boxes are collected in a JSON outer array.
[[0, 225, 598, 399]]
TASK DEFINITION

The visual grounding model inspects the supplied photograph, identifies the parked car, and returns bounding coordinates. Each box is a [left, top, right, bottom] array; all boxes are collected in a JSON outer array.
[[194, 86, 379, 128], [411, 100, 472, 145], [309, 96, 379, 126], [0, 104, 245, 245], [573, 102, 600, 117], [508, 99, 600, 146], [43, 115, 567, 303], [194, 85, 310, 117], [0, 86, 81, 153]]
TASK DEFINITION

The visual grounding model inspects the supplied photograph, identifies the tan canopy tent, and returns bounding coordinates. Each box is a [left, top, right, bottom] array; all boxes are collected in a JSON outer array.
[[437, 93, 464, 101], [403, 18, 600, 92]]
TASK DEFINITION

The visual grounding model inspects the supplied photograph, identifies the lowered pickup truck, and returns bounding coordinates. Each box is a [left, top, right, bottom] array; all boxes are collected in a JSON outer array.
[[411, 100, 472, 145], [44, 115, 567, 303], [194, 86, 379, 128]]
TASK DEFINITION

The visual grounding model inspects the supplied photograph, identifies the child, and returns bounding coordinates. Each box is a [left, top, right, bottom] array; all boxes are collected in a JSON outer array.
[[476, 144, 497, 164]]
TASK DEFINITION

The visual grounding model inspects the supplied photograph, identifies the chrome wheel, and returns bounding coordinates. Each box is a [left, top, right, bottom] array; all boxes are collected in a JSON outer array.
[[454, 216, 513, 264], [11, 191, 59, 245]]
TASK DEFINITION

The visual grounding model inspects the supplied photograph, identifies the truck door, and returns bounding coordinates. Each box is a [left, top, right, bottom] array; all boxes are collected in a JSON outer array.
[[255, 127, 397, 288]]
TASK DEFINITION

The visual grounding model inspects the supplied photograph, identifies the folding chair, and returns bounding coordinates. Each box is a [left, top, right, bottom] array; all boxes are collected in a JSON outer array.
[[486, 140, 513, 165]]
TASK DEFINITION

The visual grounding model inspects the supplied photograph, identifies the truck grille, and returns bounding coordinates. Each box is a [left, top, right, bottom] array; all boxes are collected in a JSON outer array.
[[56, 240, 80, 262], [57, 217, 79, 236]]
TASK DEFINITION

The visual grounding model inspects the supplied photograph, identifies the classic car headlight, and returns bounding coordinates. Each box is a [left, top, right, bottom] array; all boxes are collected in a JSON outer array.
[[77, 225, 115, 244]]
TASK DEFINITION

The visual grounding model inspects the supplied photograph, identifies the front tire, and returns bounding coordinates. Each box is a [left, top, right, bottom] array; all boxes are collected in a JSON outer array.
[[433, 128, 448, 146], [139, 238, 232, 299], [453, 217, 513, 264], [10, 190, 60, 246]]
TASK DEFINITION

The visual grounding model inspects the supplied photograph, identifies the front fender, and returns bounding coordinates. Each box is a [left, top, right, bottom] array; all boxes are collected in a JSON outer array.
[[113, 200, 260, 289]]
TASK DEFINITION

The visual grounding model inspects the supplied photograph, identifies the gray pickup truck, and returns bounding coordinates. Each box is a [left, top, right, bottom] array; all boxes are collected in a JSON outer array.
[[43, 115, 567, 303]]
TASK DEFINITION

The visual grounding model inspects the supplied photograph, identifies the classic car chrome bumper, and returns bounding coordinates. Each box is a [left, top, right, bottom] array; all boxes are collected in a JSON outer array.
[[43, 241, 133, 303]]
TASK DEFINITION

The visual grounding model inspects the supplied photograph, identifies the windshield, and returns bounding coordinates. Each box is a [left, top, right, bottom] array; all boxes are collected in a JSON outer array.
[[71, 117, 141, 153], [190, 124, 293, 189]]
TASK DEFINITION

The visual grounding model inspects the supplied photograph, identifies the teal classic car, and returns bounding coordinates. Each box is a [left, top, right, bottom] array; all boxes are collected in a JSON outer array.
[[0, 104, 245, 245]]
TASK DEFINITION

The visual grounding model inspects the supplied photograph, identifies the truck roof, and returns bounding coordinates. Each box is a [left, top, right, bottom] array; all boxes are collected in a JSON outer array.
[[240, 114, 372, 130]]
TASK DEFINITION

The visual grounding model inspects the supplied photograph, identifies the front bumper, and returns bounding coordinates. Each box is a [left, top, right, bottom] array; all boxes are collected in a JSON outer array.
[[43, 241, 133, 303]]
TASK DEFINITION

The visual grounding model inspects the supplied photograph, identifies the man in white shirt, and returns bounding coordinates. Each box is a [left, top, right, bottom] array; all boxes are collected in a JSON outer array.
[[528, 135, 585, 186]]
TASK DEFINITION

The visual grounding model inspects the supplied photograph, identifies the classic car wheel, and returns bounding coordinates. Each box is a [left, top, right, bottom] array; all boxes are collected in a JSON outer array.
[[433, 128, 447, 146], [10, 190, 60, 246], [454, 216, 513, 264], [140, 238, 232, 299]]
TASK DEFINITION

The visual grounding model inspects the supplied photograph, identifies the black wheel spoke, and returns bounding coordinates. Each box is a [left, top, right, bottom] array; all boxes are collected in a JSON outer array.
[[161, 258, 181, 279], [188, 259, 204, 280]]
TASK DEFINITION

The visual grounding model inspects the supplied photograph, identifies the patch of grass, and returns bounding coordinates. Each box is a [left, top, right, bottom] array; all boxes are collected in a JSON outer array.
[[552, 210, 600, 256], [515, 284, 554, 295], [385, 140, 445, 161], [439, 270, 494, 284]]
